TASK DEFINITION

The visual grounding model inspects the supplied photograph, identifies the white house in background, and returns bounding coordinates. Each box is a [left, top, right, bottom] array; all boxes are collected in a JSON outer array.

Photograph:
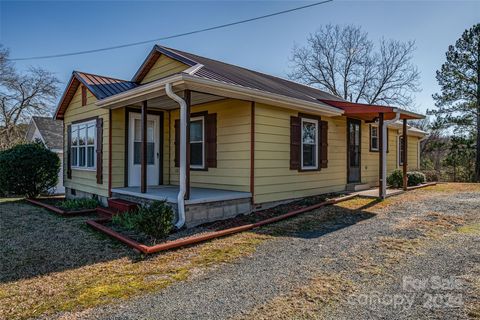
[[26, 116, 65, 194]]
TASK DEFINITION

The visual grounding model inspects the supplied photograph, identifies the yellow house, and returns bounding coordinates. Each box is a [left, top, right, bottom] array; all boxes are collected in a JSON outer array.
[[54, 45, 426, 227]]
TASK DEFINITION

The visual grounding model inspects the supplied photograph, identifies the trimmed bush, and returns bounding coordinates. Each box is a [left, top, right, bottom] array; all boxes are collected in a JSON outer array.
[[0, 142, 60, 197], [387, 169, 426, 188], [407, 171, 426, 186], [112, 201, 174, 239], [387, 169, 404, 188], [421, 170, 439, 182]]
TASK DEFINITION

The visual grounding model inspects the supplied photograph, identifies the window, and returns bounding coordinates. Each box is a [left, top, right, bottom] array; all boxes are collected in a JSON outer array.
[[190, 116, 205, 169], [133, 119, 155, 165], [71, 120, 96, 169], [398, 136, 405, 166], [370, 125, 379, 151], [301, 118, 318, 169]]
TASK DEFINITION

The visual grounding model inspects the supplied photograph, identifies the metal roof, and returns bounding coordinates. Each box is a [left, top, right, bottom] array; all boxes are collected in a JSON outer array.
[[74, 71, 137, 100]]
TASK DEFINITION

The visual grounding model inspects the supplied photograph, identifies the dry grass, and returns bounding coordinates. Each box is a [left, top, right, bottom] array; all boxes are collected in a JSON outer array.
[[236, 273, 356, 320], [0, 200, 271, 320]]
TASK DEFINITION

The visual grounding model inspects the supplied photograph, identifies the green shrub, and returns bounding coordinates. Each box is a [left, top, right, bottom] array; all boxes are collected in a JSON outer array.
[[387, 169, 426, 188], [0, 142, 60, 197], [421, 170, 439, 182], [387, 169, 404, 188], [57, 198, 99, 211], [407, 171, 426, 186], [112, 201, 174, 239]]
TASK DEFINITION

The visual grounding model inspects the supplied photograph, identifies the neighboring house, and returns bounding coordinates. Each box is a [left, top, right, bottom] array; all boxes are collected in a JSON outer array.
[[54, 45, 426, 227], [26, 116, 65, 194]]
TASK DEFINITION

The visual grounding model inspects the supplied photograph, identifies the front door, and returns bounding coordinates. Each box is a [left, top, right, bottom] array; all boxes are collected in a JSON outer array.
[[128, 113, 160, 187], [347, 119, 361, 183]]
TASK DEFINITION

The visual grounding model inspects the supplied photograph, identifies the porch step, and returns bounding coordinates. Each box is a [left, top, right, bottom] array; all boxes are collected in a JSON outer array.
[[96, 207, 119, 218], [107, 198, 139, 213], [346, 183, 370, 192]]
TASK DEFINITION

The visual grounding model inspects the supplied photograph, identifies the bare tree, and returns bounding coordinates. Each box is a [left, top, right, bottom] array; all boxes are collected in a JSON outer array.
[[289, 24, 420, 109], [0, 46, 59, 149]]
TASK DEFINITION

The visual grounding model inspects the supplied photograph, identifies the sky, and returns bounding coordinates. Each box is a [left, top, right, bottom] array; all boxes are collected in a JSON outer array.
[[1, 0, 479, 115]]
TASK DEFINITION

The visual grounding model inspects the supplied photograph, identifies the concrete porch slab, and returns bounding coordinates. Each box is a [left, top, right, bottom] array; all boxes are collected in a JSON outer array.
[[111, 185, 252, 205], [355, 188, 404, 198]]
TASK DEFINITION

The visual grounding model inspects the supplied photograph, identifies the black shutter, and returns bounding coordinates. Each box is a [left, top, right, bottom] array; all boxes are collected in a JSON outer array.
[[206, 113, 217, 168], [96, 117, 103, 184], [290, 116, 301, 170], [174, 119, 180, 167], [320, 120, 328, 168], [67, 124, 72, 179]]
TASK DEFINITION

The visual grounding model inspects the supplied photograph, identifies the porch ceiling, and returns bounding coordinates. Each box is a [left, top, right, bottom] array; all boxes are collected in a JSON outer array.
[[126, 91, 226, 110]]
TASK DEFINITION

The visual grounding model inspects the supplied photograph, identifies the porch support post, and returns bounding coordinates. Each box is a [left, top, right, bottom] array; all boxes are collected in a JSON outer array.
[[378, 113, 385, 199], [402, 118, 408, 191], [141, 100, 147, 193], [185, 90, 191, 200]]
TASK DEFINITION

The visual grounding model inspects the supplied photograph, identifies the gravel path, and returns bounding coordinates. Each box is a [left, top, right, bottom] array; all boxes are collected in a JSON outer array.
[[57, 187, 480, 320]]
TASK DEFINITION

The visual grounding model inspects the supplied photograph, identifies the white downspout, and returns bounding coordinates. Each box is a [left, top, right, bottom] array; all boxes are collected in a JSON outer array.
[[165, 83, 186, 229], [381, 111, 401, 198]]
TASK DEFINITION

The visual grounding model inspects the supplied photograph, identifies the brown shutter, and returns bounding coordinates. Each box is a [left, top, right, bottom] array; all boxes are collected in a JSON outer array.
[[67, 124, 72, 179], [81, 86, 87, 106], [320, 120, 328, 168], [206, 113, 217, 168], [96, 117, 103, 184], [174, 119, 180, 167], [290, 116, 301, 170]]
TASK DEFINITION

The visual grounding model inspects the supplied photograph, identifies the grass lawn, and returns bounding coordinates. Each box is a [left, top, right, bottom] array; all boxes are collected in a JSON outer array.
[[1, 183, 479, 320]]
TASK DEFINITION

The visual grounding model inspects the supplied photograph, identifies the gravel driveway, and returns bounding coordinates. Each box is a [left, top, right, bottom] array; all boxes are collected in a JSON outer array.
[[53, 185, 480, 320]]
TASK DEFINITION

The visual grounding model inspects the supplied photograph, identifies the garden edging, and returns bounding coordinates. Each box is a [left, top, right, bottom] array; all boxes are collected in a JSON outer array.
[[25, 198, 97, 216]]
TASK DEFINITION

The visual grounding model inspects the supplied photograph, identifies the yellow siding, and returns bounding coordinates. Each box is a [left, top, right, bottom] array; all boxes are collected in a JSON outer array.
[[140, 55, 189, 84], [168, 99, 251, 191], [254, 103, 347, 204], [111, 108, 125, 188], [63, 87, 109, 197]]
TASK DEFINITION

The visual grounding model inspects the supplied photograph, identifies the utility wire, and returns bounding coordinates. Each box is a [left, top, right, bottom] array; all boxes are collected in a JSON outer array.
[[10, 0, 333, 61]]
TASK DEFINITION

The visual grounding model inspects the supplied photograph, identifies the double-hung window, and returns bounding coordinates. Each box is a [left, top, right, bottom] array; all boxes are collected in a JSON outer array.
[[71, 120, 96, 170], [190, 116, 205, 169], [301, 118, 318, 170], [398, 136, 405, 166], [370, 125, 379, 151]]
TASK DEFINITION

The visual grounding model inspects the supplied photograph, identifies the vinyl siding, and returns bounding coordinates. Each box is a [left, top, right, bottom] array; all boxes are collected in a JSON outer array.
[[140, 55, 189, 84], [168, 99, 251, 191], [111, 107, 125, 188], [253, 103, 347, 204], [63, 87, 109, 197]]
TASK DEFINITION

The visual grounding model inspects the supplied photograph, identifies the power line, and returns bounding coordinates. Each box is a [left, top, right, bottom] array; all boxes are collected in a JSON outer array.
[[10, 0, 333, 61]]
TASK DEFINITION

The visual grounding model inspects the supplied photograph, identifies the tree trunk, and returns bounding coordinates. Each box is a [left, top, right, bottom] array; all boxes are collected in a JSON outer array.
[[476, 41, 480, 182]]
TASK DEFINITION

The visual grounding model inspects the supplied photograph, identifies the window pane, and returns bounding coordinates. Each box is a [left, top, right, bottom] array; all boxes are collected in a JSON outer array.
[[72, 127, 79, 145], [134, 119, 141, 141], [72, 147, 78, 166], [371, 127, 378, 137], [147, 142, 155, 165], [87, 146, 95, 167], [79, 146, 86, 167], [303, 144, 315, 167], [372, 137, 378, 150], [190, 120, 203, 142], [190, 143, 203, 166], [147, 120, 154, 142], [87, 124, 95, 145], [302, 122, 316, 144], [79, 125, 86, 145], [134, 142, 141, 165]]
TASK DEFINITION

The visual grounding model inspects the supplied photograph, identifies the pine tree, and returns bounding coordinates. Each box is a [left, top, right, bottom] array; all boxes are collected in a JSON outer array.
[[432, 23, 480, 182]]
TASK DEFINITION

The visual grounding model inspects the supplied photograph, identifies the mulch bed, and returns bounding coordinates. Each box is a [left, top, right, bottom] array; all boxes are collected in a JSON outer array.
[[96, 192, 349, 248], [25, 197, 98, 216]]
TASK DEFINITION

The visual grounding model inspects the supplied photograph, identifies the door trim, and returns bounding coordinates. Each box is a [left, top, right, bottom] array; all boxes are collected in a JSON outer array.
[[124, 107, 164, 187], [347, 118, 362, 183]]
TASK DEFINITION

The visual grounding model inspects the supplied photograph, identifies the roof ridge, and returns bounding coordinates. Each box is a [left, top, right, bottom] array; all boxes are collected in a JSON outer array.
[[73, 70, 133, 83]]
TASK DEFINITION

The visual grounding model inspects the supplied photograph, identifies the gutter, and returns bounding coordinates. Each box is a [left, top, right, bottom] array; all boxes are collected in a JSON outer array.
[[165, 83, 187, 229]]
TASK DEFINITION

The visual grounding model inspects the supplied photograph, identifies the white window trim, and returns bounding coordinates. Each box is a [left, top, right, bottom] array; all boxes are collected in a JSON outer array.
[[190, 116, 205, 169], [300, 117, 318, 170], [370, 125, 379, 151], [398, 135, 404, 167], [71, 119, 96, 171]]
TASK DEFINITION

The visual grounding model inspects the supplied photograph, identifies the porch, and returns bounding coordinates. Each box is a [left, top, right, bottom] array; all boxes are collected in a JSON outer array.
[[111, 185, 251, 205]]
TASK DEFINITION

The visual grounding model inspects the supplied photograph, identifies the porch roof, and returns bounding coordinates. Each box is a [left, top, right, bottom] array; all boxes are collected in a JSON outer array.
[[319, 99, 425, 121]]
